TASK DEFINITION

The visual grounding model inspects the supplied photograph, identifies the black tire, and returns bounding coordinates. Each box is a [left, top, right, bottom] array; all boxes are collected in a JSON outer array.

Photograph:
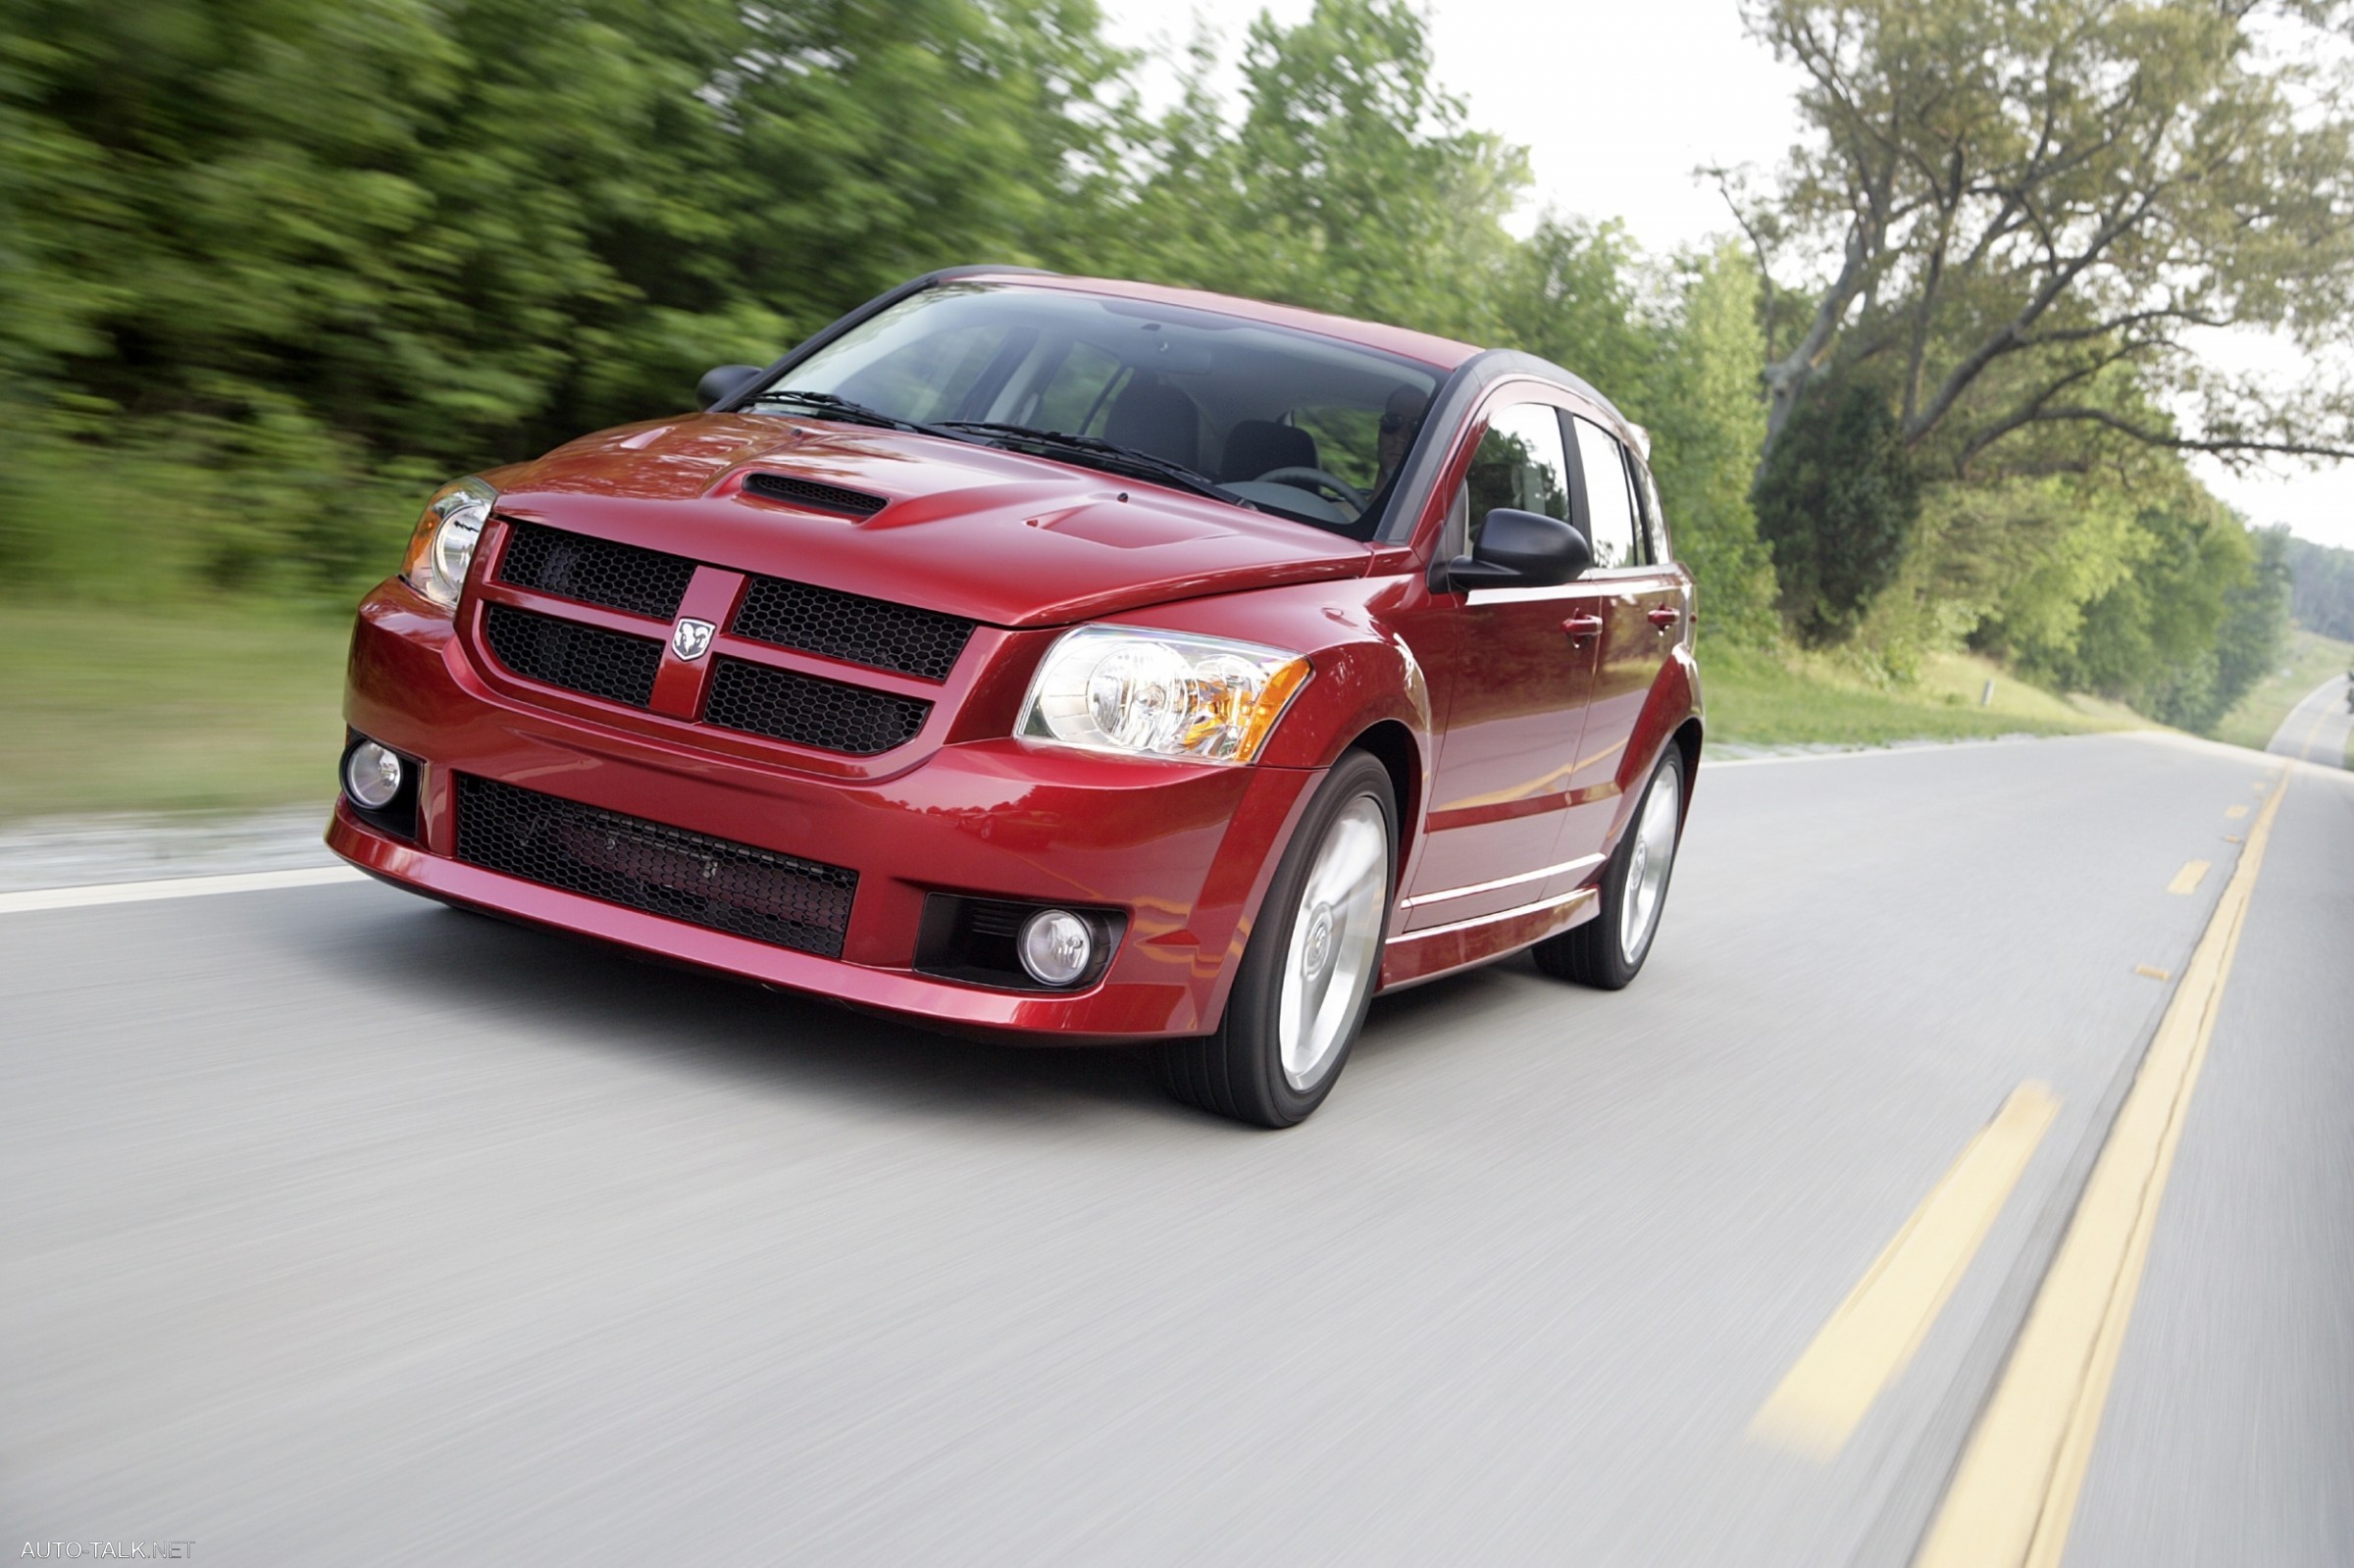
[[1152, 750, 1397, 1128], [1535, 745, 1684, 990]]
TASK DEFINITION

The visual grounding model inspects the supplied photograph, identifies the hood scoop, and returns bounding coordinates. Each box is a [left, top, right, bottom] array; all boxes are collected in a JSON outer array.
[[742, 471, 889, 519]]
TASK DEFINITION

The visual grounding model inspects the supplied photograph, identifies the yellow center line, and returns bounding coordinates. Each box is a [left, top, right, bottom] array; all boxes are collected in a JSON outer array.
[[1916, 766, 2290, 1568], [2297, 702, 2334, 765], [2164, 860, 2209, 896], [1751, 1083, 2061, 1460], [2224, 804, 2248, 820]]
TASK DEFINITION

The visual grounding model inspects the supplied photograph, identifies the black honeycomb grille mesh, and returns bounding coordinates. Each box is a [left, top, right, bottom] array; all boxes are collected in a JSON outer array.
[[496, 522, 696, 618], [704, 656, 930, 754], [742, 471, 888, 517], [483, 603, 662, 708], [731, 576, 974, 682], [454, 775, 856, 957]]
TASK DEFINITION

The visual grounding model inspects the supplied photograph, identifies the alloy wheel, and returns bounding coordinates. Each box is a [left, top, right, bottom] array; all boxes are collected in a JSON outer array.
[[1617, 765, 1681, 965], [1277, 795, 1389, 1090]]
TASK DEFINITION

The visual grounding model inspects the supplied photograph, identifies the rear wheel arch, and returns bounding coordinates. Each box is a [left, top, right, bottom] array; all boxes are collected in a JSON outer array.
[[1670, 716, 1703, 820]]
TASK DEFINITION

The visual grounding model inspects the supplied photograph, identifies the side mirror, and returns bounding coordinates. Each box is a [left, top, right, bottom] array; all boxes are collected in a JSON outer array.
[[1444, 507, 1592, 590], [697, 364, 765, 411]]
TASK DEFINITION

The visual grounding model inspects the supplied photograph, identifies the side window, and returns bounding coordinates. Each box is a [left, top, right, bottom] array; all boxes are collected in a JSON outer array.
[[1464, 402, 1571, 549], [1570, 416, 1641, 569], [1633, 456, 1671, 564]]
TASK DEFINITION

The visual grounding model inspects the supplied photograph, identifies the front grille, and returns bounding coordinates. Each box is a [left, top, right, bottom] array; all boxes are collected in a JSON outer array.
[[742, 472, 889, 517], [732, 576, 974, 682], [454, 775, 857, 957], [704, 656, 930, 755], [484, 603, 662, 708], [497, 522, 696, 618]]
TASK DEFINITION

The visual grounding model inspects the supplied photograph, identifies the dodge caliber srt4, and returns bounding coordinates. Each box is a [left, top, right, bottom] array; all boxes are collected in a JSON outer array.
[[331, 267, 1702, 1127]]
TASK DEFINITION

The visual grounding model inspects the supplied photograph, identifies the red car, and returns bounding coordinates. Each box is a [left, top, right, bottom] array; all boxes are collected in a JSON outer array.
[[331, 268, 1701, 1126]]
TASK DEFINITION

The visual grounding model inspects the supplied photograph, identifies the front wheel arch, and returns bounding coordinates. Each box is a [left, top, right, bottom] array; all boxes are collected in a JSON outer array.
[[1153, 749, 1399, 1127]]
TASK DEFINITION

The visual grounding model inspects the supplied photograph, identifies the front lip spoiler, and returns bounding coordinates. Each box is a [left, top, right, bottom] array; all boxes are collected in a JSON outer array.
[[326, 807, 1196, 1043]]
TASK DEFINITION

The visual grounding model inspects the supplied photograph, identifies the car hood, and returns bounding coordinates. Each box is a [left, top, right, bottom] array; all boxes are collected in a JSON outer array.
[[483, 415, 1372, 629]]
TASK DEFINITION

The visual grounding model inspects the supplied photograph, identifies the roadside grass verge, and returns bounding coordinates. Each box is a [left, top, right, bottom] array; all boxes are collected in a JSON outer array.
[[0, 604, 348, 821], [2208, 626, 2354, 754], [1703, 643, 2146, 750]]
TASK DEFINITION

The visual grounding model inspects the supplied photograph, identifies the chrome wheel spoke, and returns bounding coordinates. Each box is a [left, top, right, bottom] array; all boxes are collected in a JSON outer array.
[[1276, 796, 1390, 1090], [1618, 767, 1680, 965], [1304, 818, 1381, 910]]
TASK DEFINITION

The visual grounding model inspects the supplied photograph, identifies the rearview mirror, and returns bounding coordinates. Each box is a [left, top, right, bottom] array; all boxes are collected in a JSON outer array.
[[1443, 507, 1592, 590], [697, 364, 764, 411]]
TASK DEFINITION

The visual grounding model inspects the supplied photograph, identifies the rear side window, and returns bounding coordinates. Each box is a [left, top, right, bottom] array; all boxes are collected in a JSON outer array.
[[1465, 403, 1571, 548], [1569, 416, 1642, 569], [1633, 455, 1670, 564]]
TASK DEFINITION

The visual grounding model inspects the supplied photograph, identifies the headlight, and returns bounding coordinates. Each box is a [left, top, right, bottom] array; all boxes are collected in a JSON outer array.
[[1017, 626, 1311, 764], [399, 477, 497, 609]]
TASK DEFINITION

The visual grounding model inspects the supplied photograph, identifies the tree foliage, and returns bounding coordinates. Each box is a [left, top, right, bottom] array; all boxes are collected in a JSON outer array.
[[0, 0, 2311, 732], [1755, 380, 1923, 643], [2283, 531, 2354, 640], [1734, 0, 2354, 478]]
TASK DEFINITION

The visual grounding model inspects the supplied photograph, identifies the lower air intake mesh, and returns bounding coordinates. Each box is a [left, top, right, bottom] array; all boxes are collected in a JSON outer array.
[[484, 603, 663, 709], [454, 775, 856, 957], [703, 656, 930, 755]]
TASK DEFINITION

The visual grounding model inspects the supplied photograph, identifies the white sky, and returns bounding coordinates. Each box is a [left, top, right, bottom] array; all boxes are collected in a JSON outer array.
[[1099, 0, 2354, 552]]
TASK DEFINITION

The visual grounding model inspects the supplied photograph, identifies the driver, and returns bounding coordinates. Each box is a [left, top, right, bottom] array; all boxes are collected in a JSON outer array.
[[1375, 383, 1429, 488]]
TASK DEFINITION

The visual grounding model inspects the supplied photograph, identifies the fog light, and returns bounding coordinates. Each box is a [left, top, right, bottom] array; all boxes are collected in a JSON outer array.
[[1017, 908, 1094, 987], [344, 740, 404, 809]]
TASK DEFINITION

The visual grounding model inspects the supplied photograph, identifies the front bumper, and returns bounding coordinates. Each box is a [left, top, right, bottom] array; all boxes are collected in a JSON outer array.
[[333, 582, 1320, 1040]]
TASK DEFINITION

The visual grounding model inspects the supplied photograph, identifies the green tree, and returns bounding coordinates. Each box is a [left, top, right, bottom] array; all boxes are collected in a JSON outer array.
[[1731, 0, 2354, 478], [1641, 244, 1781, 643], [1755, 379, 1921, 643], [2283, 531, 2354, 640], [1104, 0, 1527, 343]]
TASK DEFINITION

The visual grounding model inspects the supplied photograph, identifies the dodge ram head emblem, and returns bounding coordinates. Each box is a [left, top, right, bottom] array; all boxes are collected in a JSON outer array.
[[671, 618, 715, 661]]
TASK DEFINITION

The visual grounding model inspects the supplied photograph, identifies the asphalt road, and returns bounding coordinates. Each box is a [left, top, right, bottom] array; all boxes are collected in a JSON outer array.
[[2268, 670, 2352, 769], [3, 732, 2348, 1565]]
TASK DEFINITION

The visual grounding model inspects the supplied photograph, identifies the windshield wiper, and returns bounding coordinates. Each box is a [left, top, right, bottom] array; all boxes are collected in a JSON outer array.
[[743, 388, 952, 437], [936, 422, 1256, 509]]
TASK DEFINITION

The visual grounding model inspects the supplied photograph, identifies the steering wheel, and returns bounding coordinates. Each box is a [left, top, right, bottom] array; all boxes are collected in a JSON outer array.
[[1253, 465, 1367, 512]]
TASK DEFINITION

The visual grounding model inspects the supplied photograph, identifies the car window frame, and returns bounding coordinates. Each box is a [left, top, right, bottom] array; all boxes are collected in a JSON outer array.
[[1420, 378, 1670, 584], [1562, 411, 1653, 574]]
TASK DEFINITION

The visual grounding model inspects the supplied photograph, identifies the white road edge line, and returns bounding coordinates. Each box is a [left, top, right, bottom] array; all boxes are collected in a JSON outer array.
[[0, 866, 365, 916]]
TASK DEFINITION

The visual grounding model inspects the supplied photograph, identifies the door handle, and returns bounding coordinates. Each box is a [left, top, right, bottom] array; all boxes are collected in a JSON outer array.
[[1647, 606, 1681, 632], [1561, 614, 1604, 640]]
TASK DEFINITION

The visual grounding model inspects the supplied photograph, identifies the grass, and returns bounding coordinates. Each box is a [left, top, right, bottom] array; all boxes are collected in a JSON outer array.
[[0, 604, 348, 821], [2208, 626, 2354, 754], [1702, 643, 2147, 750]]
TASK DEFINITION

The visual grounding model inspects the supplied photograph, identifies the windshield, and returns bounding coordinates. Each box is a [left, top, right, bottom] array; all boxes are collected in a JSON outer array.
[[755, 282, 1444, 536]]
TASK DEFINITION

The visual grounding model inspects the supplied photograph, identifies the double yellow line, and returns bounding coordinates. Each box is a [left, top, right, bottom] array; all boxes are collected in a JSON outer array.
[[1916, 767, 2288, 1566], [1750, 763, 2292, 1566]]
